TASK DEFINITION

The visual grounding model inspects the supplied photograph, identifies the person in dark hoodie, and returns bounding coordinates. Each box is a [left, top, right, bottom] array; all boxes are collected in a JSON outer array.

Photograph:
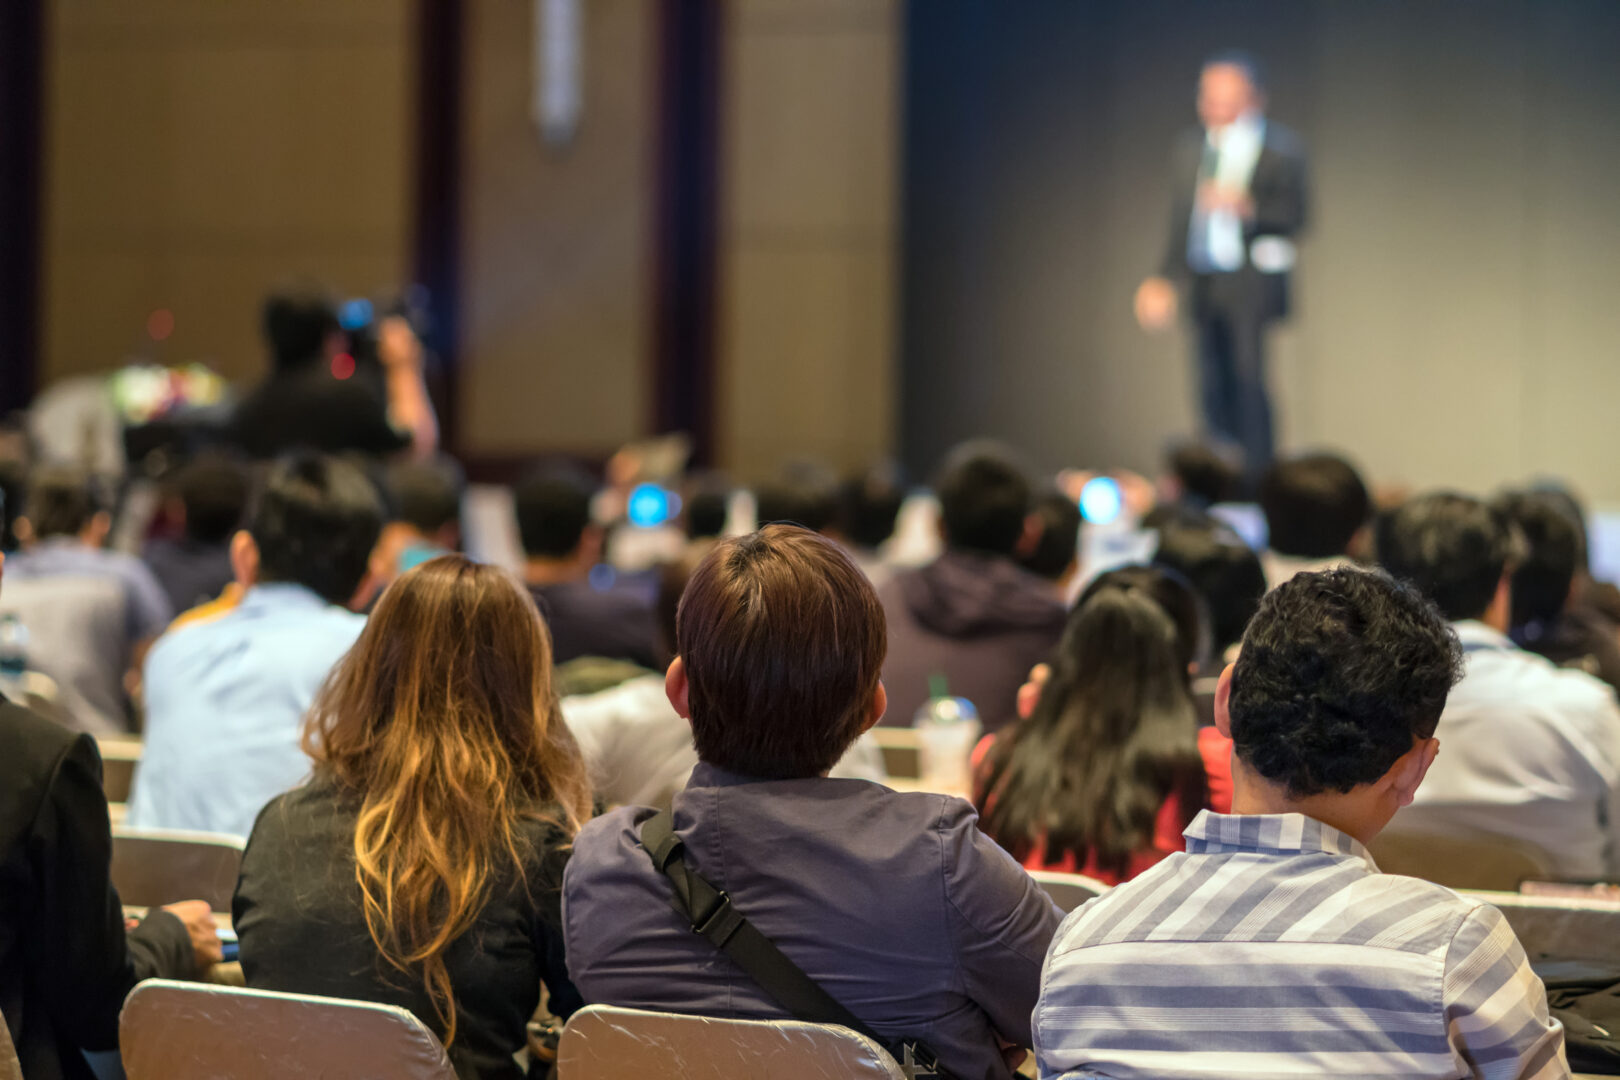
[[877, 442, 1067, 733]]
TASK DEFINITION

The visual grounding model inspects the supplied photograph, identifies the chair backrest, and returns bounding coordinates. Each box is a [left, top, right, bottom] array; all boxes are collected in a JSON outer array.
[[1460, 891, 1620, 966], [1369, 828, 1553, 892], [867, 726, 920, 780], [111, 827, 245, 913], [1029, 869, 1111, 914], [97, 737, 142, 804], [120, 979, 456, 1080], [558, 1004, 906, 1080]]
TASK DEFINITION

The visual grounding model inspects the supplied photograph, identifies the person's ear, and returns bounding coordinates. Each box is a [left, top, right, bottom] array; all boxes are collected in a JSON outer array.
[[1017, 663, 1052, 721], [578, 524, 605, 565], [1387, 737, 1440, 809], [861, 681, 887, 733], [665, 656, 691, 721], [1213, 662, 1236, 739], [230, 530, 260, 590], [82, 510, 112, 549], [13, 516, 33, 547], [1014, 513, 1043, 559]]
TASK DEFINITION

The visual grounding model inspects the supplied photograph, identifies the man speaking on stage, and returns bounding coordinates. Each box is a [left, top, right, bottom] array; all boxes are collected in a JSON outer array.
[[1134, 52, 1307, 482]]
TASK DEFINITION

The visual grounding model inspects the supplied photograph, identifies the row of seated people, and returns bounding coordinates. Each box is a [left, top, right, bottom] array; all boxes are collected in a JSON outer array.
[[3, 437, 1617, 1077], [0, 525, 1570, 1079]]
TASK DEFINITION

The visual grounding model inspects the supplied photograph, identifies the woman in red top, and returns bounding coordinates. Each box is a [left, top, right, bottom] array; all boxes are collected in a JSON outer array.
[[975, 566, 1221, 885]]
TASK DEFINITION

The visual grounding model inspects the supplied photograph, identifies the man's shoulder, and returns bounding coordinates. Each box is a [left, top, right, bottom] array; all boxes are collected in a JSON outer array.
[[1463, 646, 1620, 717], [0, 697, 79, 768]]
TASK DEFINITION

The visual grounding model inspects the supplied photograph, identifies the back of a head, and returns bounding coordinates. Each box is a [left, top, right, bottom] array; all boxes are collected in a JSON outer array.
[[261, 282, 340, 373], [678, 524, 885, 779], [513, 464, 594, 559], [981, 566, 1203, 874], [1496, 490, 1584, 629], [306, 554, 590, 1043], [1166, 441, 1241, 508], [176, 455, 251, 545], [1230, 568, 1462, 798], [838, 463, 906, 550], [1259, 452, 1370, 559], [385, 456, 466, 536], [250, 454, 384, 606], [1152, 520, 1266, 659], [1375, 492, 1513, 622], [754, 460, 839, 534], [935, 440, 1031, 557], [1020, 490, 1082, 582], [683, 471, 731, 540], [24, 464, 101, 541]]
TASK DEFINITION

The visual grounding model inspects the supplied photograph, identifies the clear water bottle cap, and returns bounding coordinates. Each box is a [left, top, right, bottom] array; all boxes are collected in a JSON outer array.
[[913, 695, 979, 727]]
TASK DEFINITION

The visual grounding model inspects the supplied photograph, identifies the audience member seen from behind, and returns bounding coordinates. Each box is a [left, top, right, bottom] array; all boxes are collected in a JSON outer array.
[[878, 441, 1066, 733], [754, 460, 840, 534], [142, 455, 250, 615], [363, 455, 465, 603], [562, 545, 886, 809], [234, 556, 589, 1080], [1036, 569, 1568, 1080], [1158, 440, 1242, 511], [0, 554, 220, 1080], [1498, 489, 1620, 693], [976, 567, 1223, 885], [3, 465, 172, 734], [514, 464, 659, 670], [1378, 493, 1620, 880], [231, 282, 437, 460], [1151, 515, 1268, 668], [1019, 489, 1082, 600], [130, 454, 383, 838], [1258, 451, 1370, 587], [680, 471, 731, 544], [564, 526, 1062, 1080], [837, 463, 906, 586]]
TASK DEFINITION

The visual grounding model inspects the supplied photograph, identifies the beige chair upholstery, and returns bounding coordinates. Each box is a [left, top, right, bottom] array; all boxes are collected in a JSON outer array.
[[1460, 890, 1620, 966], [120, 979, 455, 1080], [558, 1004, 907, 1080], [0, 1002, 22, 1080], [868, 727, 921, 780], [111, 827, 245, 913], [1029, 870, 1111, 914], [1369, 828, 1552, 892], [96, 737, 141, 804]]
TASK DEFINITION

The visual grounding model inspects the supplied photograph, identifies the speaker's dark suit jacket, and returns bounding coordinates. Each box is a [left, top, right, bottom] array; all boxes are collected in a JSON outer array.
[[0, 701, 192, 1080], [1160, 121, 1308, 322]]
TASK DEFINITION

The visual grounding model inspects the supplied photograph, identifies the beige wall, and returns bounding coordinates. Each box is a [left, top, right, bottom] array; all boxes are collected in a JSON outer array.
[[41, 1, 414, 385], [458, 0, 656, 459], [716, 0, 899, 482]]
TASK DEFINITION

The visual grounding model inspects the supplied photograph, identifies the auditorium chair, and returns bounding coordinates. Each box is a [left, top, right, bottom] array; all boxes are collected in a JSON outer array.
[[110, 826, 245, 913], [95, 736, 141, 804], [1028, 870, 1111, 914], [120, 980, 455, 1080], [1461, 890, 1620, 966], [557, 1004, 907, 1080], [1368, 828, 1552, 892]]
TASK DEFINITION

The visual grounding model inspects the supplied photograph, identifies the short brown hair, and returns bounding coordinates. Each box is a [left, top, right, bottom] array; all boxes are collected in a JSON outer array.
[[678, 524, 887, 779]]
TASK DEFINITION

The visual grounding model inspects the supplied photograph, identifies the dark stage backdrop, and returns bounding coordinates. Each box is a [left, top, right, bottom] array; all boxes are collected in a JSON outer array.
[[901, 0, 1620, 501]]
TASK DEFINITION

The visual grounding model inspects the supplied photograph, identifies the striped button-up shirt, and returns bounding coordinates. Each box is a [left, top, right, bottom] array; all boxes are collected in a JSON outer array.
[[1035, 811, 1567, 1080]]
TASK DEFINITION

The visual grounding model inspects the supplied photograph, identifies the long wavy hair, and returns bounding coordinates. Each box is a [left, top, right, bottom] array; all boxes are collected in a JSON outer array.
[[977, 566, 1207, 878], [302, 554, 591, 1044]]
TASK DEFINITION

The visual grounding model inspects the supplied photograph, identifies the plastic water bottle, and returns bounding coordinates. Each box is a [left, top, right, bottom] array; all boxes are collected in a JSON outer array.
[[0, 614, 28, 680], [912, 675, 981, 796]]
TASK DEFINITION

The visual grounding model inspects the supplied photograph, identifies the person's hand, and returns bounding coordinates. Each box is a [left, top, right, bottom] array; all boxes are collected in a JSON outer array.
[[376, 314, 425, 373], [1133, 276, 1177, 332], [997, 1037, 1029, 1072], [1016, 663, 1051, 721], [161, 900, 224, 973]]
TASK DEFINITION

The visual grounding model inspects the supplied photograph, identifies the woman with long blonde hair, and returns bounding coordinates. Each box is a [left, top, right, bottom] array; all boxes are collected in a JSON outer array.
[[233, 555, 592, 1080]]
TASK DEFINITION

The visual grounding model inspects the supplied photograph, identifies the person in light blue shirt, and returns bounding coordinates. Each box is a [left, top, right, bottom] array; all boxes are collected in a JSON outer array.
[[4, 464, 173, 734], [129, 454, 383, 838]]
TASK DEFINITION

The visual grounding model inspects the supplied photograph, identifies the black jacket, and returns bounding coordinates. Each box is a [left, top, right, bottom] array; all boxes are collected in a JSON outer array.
[[234, 782, 583, 1080], [1160, 120, 1309, 323], [0, 699, 193, 1080]]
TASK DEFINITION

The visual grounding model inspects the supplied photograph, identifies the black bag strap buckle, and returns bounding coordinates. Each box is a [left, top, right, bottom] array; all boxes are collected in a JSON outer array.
[[690, 889, 745, 949]]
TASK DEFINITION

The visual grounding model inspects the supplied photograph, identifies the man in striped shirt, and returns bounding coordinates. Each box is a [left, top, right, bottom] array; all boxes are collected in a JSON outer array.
[[1035, 568, 1568, 1080]]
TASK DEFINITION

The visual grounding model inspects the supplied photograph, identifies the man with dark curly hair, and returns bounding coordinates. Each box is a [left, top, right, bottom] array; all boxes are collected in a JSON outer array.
[[1034, 568, 1569, 1080]]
